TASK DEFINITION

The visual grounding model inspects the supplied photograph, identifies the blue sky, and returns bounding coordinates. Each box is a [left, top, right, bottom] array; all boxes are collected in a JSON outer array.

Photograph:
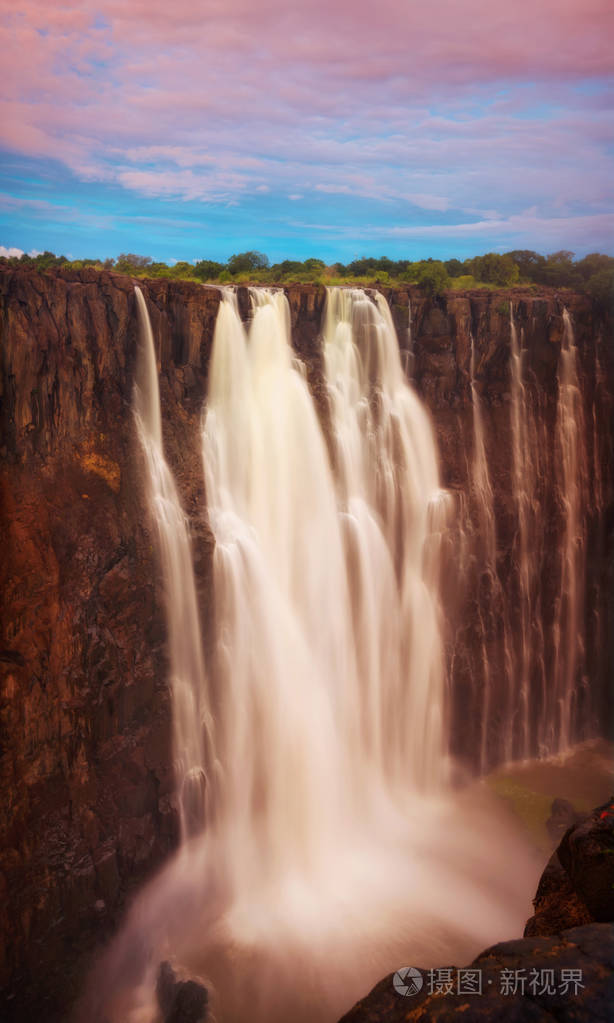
[[1, 1, 613, 264]]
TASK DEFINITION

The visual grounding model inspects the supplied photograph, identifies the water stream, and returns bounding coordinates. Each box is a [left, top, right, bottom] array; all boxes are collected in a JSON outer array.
[[82, 287, 588, 1022]]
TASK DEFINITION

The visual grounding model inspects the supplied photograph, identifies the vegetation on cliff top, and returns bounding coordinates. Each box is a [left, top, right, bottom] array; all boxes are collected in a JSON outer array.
[[1, 248, 613, 307]]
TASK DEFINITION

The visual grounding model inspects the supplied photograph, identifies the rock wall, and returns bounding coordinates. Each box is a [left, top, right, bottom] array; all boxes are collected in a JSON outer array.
[[407, 288, 614, 766], [0, 269, 612, 1019], [0, 269, 220, 1019]]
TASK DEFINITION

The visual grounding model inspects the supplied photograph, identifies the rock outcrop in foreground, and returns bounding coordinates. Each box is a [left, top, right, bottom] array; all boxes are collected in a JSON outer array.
[[525, 798, 614, 936], [339, 802, 614, 1022]]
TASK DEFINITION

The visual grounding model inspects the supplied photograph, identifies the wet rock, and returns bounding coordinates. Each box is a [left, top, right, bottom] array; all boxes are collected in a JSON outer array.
[[337, 924, 614, 1022], [546, 797, 583, 843], [524, 850, 592, 937], [525, 798, 614, 936], [157, 960, 208, 1023], [557, 798, 614, 921], [0, 267, 211, 1020]]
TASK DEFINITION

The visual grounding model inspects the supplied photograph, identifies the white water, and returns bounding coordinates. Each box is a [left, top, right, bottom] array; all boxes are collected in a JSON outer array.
[[551, 308, 587, 750], [84, 287, 541, 1023], [404, 295, 414, 377], [508, 306, 539, 760], [470, 334, 496, 575], [133, 287, 215, 839], [468, 333, 514, 773], [464, 305, 589, 763], [322, 288, 449, 788]]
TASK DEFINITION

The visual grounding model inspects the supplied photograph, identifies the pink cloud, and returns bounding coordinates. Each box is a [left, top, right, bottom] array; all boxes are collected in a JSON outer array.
[[0, 0, 612, 230]]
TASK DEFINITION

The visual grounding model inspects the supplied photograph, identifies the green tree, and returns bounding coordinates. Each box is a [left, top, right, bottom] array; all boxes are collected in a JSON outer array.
[[576, 253, 614, 281], [409, 259, 450, 295], [541, 251, 579, 288], [585, 267, 614, 308], [271, 259, 303, 276], [467, 252, 519, 286], [31, 250, 63, 270], [227, 251, 269, 273], [506, 250, 547, 282], [302, 258, 326, 273], [148, 261, 172, 276], [193, 259, 225, 280], [115, 253, 153, 274], [444, 258, 464, 278], [169, 261, 194, 278]]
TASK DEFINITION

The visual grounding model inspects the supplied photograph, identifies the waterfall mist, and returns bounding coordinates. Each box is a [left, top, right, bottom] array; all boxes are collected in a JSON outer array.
[[81, 286, 548, 1023]]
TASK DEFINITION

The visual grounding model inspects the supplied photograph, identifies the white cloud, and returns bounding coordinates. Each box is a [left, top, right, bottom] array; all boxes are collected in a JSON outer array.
[[0, 245, 24, 257]]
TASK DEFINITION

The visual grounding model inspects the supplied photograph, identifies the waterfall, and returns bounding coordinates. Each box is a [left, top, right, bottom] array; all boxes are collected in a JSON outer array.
[[468, 333, 514, 772], [199, 286, 448, 890], [95, 284, 538, 1023], [470, 334, 496, 573], [202, 286, 359, 882], [508, 305, 535, 759], [470, 331, 495, 772], [321, 288, 448, 788], [551, 308, 588, 749], [134, 287, 214, 839], [450, 304, 595, 767], [404, 295, 415, 377]]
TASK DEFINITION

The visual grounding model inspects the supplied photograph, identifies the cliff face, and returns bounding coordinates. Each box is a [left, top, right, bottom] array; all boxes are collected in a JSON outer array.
[[408, 288, 614, 766], [0, 269, 612, 1020], [0, 269, 220, 1017]]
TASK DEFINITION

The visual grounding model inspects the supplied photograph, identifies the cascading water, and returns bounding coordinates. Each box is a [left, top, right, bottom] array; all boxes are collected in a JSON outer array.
[[322, 288, 449, 788], [467, 333, 513, 773], [133, 287, 214, 839], [202, 286, 360, 884], [469, 334, 496, 576], [508, 306, 534, 759], [459, 304, 590, 765], [403, 294, 414, 377], [85, 285, 539, 1023], [551, 308, 588, 750]]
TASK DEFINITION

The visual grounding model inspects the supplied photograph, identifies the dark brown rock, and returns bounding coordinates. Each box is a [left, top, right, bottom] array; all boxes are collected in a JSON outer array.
[[524, 851, 593, 937], [0, 268, 217, 1019], [157, 960, 208, 1023], [337, 924, 614, 1022], [557, 798, 614, 922], [525, 799, 614, 936]]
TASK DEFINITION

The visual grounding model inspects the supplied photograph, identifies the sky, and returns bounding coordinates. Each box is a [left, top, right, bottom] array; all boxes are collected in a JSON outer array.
[[1, 0, 613, 264]]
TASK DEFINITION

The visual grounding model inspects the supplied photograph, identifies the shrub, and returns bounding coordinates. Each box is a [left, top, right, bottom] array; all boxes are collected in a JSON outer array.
[[466, 253, 519, 286], [193, 259, 225, 280], [408, 260, 450, 296], [227, 251, 269, 274]]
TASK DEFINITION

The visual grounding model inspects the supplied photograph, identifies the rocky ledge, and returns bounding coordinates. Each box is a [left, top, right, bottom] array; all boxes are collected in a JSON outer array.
[[339, 801, 614, 1022]]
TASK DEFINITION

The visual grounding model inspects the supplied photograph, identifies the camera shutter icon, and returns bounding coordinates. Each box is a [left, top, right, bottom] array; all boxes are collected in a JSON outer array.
[[393, 967, 424, 997]]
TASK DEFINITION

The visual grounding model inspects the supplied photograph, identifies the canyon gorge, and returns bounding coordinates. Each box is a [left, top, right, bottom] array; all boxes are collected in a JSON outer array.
[[0, 267, 612, 1021]]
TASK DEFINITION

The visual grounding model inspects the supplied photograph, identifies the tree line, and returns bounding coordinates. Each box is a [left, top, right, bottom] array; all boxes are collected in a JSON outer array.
[[1, 248, 612, 305]]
